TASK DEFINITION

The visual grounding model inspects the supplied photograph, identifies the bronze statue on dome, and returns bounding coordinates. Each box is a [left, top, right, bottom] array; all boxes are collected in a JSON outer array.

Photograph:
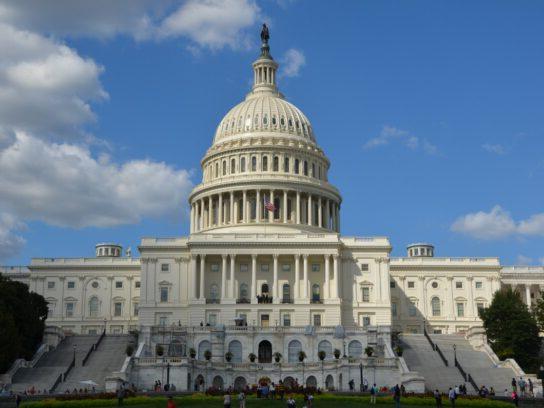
[[260, 23, 270, 44]]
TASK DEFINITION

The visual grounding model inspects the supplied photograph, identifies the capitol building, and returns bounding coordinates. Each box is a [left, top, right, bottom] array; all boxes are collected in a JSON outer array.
[[2, 34, 543, 394]]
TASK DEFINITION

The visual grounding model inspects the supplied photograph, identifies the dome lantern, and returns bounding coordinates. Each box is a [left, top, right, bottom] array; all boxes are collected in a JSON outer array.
[[251, 24, 279, 95]]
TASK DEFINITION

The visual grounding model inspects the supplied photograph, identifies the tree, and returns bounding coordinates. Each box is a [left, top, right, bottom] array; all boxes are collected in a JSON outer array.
[[479, 287, 542, 373], [532, 290, 544, 332], [0, 275, 48, 372]]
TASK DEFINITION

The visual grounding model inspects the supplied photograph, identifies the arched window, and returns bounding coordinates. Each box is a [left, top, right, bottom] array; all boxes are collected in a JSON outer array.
[[262, 156, 268, 171], [261, 283, 269, 294], [282, 284, 290, 302], [89, 296, 99, 317], [239, 283, 249, 300], [303, 161, 308, 176], [288, 118, 293, 128], [318, 340, 332, 360], [312, 284, 320, 302], [210, 284, 219, 300], [222, 161, 227, 176], [284, 157, 289, 172], [280, 116, 285, 126], [348, 340, 362, 358], [228, 340, 242, 362], [272, 115, 277, 125], [294, 159, 300, 174], [231, 158, 236, 174], [312, 163, 315, 177], [254, 114, 259, 126], [288, 340, 302, 362], [263, 114, 268, 125], [273, 156, 279, 172], [198, 340, 211, 360], [240, 157, 246, 172], [431, 297, 441, 316], [251, 156, 257, 172]]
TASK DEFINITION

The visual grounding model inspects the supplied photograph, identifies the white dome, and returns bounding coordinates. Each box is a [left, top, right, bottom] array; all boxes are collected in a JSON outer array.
[[213, 93, 316, 145]]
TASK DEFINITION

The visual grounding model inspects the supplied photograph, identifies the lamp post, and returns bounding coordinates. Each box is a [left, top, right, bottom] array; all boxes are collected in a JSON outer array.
[[343, 340, 346, 358], [103, 318, 107, 334], [73, 344, 77, 366], [359, 362, 364, 392], [166, 361, 171, 389]]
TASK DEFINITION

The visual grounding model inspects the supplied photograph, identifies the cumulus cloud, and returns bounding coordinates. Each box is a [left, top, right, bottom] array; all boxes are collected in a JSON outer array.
[[516, 255, 534, 265], [0, 213, 26, 261], [280, 48, 305, 77], [159, 0, 261, 50], [0, 23, 107, 138], [363, 125, 438, 155], [451, 205, 544, 240], [482, 143, 506, 155], [0, 132, 193, 229]]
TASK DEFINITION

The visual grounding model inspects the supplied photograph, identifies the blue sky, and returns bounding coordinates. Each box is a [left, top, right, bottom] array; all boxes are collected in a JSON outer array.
[[0, 1, 543, 265]]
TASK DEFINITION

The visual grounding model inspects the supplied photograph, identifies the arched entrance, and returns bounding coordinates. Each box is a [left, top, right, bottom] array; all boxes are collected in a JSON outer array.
[[283, 376, 295, 389], [325, 375, 334, 390], [212, 375, 224, 390], [234, 376, 247, 391], [258, 340, 272, 363], [195, 374, 205, 391], [306, 376, 317, 388]]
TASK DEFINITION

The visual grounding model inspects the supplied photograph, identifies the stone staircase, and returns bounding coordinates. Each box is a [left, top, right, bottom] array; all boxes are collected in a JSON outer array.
[[431, 334, 517, 394], [59, 335, 130, 392], [400, 334, 467, 393], [11, 335, 98, 393]]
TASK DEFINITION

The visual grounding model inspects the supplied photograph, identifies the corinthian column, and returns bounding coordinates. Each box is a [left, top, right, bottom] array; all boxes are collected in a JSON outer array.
[[229, 255, 236, 299], [332, 255, 339, 298], [256, 189, 261, 223], [199, 255, 206, 300], [324, 254, 330, 299], [273, 254, 279, 302], [218, 194, 223, 226], [283, 190, 288, 223], [294, 254, 300, 301], [318, 197, 322, 228], [303, 255, 309, 299], [251, 255, 257, 303], [296, 191, 301, 224], [221, 255, 227, 300]]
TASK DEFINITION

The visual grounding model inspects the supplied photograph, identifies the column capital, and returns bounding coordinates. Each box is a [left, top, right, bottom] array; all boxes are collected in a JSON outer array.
[[467, 276, 474, 281], [251, 254, 258, 260], [230, 254, 236, 260], [446, 276, 454, 281], [294, 254, 300, 260], [273, 254, 279, 260], [174, 257, 185, 264], [324, 254, 331, 260], [190, 254, 198, 260], [418, 276, 425, 281], [222, 254, 228, 260], [303, 254, 309, 260], [200, 254, 206, 261], [332, 254, 339, 260]]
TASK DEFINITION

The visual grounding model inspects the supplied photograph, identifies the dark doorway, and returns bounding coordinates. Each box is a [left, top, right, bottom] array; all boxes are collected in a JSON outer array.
[[258, 340, 272, 363]]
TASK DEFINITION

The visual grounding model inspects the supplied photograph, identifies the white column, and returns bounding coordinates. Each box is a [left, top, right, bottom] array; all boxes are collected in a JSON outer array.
[[199, 255, 205, 300], [294, 255, 300, 300], [307, 194, 312, 226], [526, 284, 532, 307], [200, 199, 204, 230], [418, 276, 427, 317], [336, 204, 340, 232], [283, 190, 288, 223], [332, 255, 339, 298], [221, 255, 227, 300], [467, 277, 475, 317], [230, 192, 234, 224], [242, 190, 247, 223], [325, 199, 330, 229], [448, 277, 455, 319], [269, 190, 275, 222], [256, 189, 261, 223], [273, 254, 279, 302], [229, 255, 236, 299], [296, 191, 301, 224], [190, 204, 194, 233], [324, 254, 330, 299], [218, 194, 223, 226], [318, 197, 322, 228], [251, 255, 257, 303], [303, 255, 309, 299], [208, 196, 213, 227], [190, 255, 197, 300]]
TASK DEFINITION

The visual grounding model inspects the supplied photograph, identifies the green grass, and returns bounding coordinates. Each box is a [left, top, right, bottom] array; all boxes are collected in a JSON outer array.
[[20, 394, 514, 408]]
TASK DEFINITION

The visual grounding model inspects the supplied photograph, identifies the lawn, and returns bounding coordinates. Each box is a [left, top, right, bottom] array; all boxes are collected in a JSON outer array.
[[20, 394, 514, 408]]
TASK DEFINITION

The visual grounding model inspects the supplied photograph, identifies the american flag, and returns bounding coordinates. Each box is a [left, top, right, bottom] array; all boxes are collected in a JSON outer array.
[[264, 196, 276, 212]]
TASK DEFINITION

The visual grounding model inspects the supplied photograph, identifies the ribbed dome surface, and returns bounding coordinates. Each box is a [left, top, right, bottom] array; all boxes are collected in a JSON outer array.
[[213, 93, 315, 145]]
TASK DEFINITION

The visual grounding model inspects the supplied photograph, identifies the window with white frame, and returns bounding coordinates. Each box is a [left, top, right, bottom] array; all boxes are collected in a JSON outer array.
[[260, 264, 269, 272], [239, 264, 248, 272], [456, 281, 463, 289], [133, 302, 139, 316], [135, 281, 140, 288], [361, 286, 370, 302], [431, 297, 441, 316], [408, 281, 415, 289], [211, 263, 219, 272], [475, 281, 483, 289], [391, 302, 397, 317], [65, 302, 74, 317], [409, 300, 417, 317], [282, 264, 291, 272], [313, 314, 322, 326], [115, 281, 123, 289], [47, 281, 55, 289], [311, 264, 320, 272], [67, 281, 75, 289], [161, 263, 169, 272], [476, 302, 485, 315], [283, 313, 291, 326], [159, 316, 167, 326], [360, 263, 369, 271], [362, 315, 371, 327], [390, 281, 396, 288], [89, 297, 99, 317], [160, 287, 169, 303], [456, 302, 464, 317], [114, 302, 122, 317]]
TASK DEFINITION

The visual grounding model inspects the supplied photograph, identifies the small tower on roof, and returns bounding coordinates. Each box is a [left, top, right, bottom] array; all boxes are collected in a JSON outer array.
[[407, 243, 434, 258], [252, 23, 279, 94]]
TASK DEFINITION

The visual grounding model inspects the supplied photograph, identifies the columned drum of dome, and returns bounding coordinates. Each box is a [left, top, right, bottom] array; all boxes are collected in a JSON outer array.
[[188, 37, 342, 234]]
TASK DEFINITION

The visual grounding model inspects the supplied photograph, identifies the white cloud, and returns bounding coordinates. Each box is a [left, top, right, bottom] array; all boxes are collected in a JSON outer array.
[[482, 143, 506, 155], [159, 0, 261, 50], [540, 257, 544, 265], [516, 255, 533, 265], [451, 205, 544, 240], [0, 23, 107, 138], [280, 48, 305, 77], [0, 132, 193, 229], [363, 125, 438, 155], [0, 212, 26, 261]]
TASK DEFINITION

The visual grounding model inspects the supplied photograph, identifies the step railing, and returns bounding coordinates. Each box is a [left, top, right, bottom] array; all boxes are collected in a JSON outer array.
[[423, 328, 448, 366], [454, 355, 479, 393], [51, 354, 76, 393], [82, 330, 106, 366]]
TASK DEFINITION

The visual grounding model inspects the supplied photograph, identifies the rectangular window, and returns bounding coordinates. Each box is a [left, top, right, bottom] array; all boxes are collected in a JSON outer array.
[[47, 305, 55, 317], [160, 287, 168, 303], [408, 281, 415, 289], [47, 281, 55, 289], [133, 302, 139, 316], [114, 302, 122, 317], [313, 314, 322, 326], [475, 281, 483, 289], [115, 281, 123, 289], [456, 281, 463, 289], [239, 264, 248, 272], [208, 313, 217, 326], [67, 281, 75, 289], [282, 264, 291, 272], [360, 263, 369, 271], [311, 264, 320, 272], [65, 302, 74, 317], [457, 303, 464, 317], [362, 287, 370, 302], [161, 263, 169, 272], [362, 316, 371, 327], [409, 301, 417, 317], [477, 303, 485, 315], [135, 281, 141, 288], [391, 303, 397, 317], [390, 281, 396, 288], [211, 263, 219, 272], [260, 264, 269, 272], [159, 316, 167, 326], [283, 314, 291, 327]]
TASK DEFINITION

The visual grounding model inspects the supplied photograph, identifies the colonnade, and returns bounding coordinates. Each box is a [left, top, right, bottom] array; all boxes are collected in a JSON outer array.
[[189, 253, 339, 303], [190, 189, 340, 233]]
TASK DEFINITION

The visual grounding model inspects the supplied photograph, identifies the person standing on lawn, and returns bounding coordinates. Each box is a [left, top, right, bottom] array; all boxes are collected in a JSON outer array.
[[448, 387, 456, 407], [238, 391, 246, 408], [434, 390, 442, 408], [393, 384, 401, 408], [167, 396, 176, 408], [224, 392, 232, 408], [370, 383, 377, 404]]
